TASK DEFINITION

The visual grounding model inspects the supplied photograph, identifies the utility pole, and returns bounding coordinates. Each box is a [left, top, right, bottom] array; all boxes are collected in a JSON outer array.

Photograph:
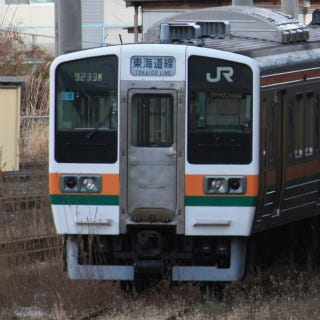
[[281, 0, 299, 20], [55, 0, 82, 56], [134, 5, 139, 43]]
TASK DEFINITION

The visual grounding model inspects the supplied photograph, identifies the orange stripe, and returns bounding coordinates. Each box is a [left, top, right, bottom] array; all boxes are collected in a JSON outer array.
[[265, 160, 319, 187], [185, 174, 259, 196], [49, 173, 120, 195], [261, 68, 320, 87], [266, 170, 276, 186], [286, 159, 320, 180]]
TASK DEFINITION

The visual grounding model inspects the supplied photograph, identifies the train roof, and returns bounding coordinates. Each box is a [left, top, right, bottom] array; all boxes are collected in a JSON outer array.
[[145, 5, 320, 72]]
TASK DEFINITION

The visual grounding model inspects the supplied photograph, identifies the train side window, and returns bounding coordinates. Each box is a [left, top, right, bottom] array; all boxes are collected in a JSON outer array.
[[294, 94, 304, 158], [305, 92, 314, 157], [266, 99, 277, 166], [290, 91, 316, 160], [316, 94, 320, 151], [288, 99, 294, 159]]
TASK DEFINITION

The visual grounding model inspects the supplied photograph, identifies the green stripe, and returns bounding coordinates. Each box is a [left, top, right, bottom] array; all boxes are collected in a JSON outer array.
[[51, 194, 256, 207], [50, 194, 119, 206], [185, 196, 257, 207]]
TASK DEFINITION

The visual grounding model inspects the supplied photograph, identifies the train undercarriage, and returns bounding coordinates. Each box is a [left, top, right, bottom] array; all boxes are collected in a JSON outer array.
[[64, 226, 247, 284]]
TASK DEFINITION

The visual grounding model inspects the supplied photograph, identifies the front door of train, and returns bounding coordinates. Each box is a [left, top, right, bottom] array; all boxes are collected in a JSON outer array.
[[127, 89, 177, 222]]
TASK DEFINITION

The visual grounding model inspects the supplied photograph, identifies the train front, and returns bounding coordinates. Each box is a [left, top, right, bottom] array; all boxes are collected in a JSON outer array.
[[49, 44, 260, 283]]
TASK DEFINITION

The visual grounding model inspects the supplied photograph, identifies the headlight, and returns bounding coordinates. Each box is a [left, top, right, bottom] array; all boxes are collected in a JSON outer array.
[[79, 176, 101, 193], [227, 177, 246, 194], [205, 177, 227, 194], [204, 176, 246, 194], [61, 175, 102, 193], [63, 176, 78, 192]]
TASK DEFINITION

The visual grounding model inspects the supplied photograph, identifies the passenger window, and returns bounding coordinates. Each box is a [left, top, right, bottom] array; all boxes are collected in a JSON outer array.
[[316, 94, 320, 151], [305, 93, 314, 156], [294, 94, 304, 158], [267, 99, 277, 166], [291, 91, 316, 159]]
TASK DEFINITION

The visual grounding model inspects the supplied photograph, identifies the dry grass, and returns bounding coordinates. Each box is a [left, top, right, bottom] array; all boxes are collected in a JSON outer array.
[[0, 257, 122, 319], [1, 262, 320, 320], [20, 115, 49, 166], [19, 61, 50, 166], [94, 273, 320, 320], [4, 265, 317, 320], [0, 28, 29, 76]]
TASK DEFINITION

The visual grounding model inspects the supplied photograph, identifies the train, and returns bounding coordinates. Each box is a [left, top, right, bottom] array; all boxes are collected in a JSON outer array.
[[49, 2, 320, 284]]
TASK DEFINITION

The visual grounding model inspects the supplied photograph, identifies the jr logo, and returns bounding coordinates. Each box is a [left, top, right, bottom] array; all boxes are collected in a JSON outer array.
[[206, 67, 234, 83]]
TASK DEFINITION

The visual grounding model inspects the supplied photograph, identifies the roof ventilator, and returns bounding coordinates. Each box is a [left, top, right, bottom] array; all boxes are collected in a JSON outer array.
[[249, 8, 309, 43], [281, 27, 309, 43], [160, 21, 231, 44]]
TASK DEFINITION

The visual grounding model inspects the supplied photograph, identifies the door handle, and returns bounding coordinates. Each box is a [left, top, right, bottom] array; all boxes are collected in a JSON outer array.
[[166, 151, 177, 157]]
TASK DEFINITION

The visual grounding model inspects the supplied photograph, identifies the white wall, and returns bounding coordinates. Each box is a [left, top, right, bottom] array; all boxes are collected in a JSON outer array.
[[104, 0, 136, 44], [0, 2, 55, 52]]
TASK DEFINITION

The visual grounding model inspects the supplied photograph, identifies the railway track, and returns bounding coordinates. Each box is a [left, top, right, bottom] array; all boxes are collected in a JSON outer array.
[[0, 168, 60, 263], [0, 168, 49, 212], [1, 191, 49, 209], [0, 168, 47, 181], [0, 235, 62, 263], [0, 193, 49, 212]]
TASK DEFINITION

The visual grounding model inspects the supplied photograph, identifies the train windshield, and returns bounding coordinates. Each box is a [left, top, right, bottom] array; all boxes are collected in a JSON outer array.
[[188, 55, 253, 164], [55, 55, 118, 163]]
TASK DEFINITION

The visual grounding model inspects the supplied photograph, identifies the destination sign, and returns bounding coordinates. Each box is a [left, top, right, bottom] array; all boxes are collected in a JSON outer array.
[[74, 72, 103, 82], [130, 56, 176, 77]]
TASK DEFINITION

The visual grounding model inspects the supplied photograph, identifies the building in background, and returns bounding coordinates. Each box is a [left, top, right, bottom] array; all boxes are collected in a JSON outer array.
[[0, 0, 136, 53]]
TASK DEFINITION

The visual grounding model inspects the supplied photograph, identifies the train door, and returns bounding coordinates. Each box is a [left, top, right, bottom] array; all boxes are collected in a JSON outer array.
[[256, 89, 286, 225], [273, 90, 288, 213], [126, 89, 178, 222]]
